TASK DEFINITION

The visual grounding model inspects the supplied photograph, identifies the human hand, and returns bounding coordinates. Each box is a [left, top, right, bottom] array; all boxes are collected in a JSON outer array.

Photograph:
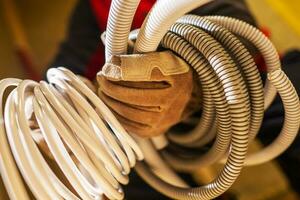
[[97, 51, 198, 137]]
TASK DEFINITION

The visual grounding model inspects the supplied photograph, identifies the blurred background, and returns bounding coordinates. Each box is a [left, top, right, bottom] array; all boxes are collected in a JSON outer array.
[[1, 0, 300, 80], [0, 0, 299, 199]]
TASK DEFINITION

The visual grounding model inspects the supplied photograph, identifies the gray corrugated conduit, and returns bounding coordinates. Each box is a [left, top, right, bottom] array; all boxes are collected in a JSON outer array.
[[105, 0, 141, 60], [204, 16, 281, 110], [171, 16, 264, 143], [160, 23, 252, 170], [0, 0, 299, 199]]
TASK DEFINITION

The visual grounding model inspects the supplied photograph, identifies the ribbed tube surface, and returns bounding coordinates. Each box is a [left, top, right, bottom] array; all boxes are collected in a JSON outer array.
[[105, 0, 141, 60]]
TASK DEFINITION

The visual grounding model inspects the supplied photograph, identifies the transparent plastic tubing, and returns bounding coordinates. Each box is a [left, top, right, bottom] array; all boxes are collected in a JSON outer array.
[[0, 0, 299, 200]]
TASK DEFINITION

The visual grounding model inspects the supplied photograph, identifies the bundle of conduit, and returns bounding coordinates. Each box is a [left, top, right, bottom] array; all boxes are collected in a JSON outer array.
[[0, 0, 299, 199]]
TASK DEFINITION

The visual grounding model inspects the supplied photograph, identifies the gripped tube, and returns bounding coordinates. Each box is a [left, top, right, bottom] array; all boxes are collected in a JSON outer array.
[[105, 0, 141, 60], [105, 0, 187, 187], [106, 0, 206, 188], [134, 0, 212, 53]]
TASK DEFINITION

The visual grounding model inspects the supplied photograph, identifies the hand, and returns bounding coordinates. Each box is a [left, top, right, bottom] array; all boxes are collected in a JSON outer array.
[[97, 51, 198, 137]]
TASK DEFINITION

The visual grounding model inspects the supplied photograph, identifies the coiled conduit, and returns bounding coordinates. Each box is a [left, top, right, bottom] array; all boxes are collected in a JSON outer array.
[[0, 0, 299, 200]]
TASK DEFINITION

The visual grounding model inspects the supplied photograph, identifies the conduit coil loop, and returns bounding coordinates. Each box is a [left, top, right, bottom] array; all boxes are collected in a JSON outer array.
[[0, 0, 299, 200]]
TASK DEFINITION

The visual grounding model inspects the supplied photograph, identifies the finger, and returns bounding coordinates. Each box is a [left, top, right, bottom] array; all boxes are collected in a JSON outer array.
[[98, 89, 163, 112], [98, 90, 163, 112], [98, 75, 174, 107], [110, 109, 151, 134], [113, 79, 170, 89], [112, 110, 168, 138], [99, 91, 164, 126]]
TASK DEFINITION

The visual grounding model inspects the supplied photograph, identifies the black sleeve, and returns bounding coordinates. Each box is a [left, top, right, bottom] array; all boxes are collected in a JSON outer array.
[[190, 0, 257, 26], [46, 0, 101, 76]]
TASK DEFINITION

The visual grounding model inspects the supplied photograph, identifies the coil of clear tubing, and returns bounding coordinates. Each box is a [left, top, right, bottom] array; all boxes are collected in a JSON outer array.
[[0, 0, 299, 200]]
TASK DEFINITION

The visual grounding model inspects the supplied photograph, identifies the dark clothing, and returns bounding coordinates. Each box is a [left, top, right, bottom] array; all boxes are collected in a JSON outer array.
[[47, 0, 101, 77], [48, 0, 256, 80]]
